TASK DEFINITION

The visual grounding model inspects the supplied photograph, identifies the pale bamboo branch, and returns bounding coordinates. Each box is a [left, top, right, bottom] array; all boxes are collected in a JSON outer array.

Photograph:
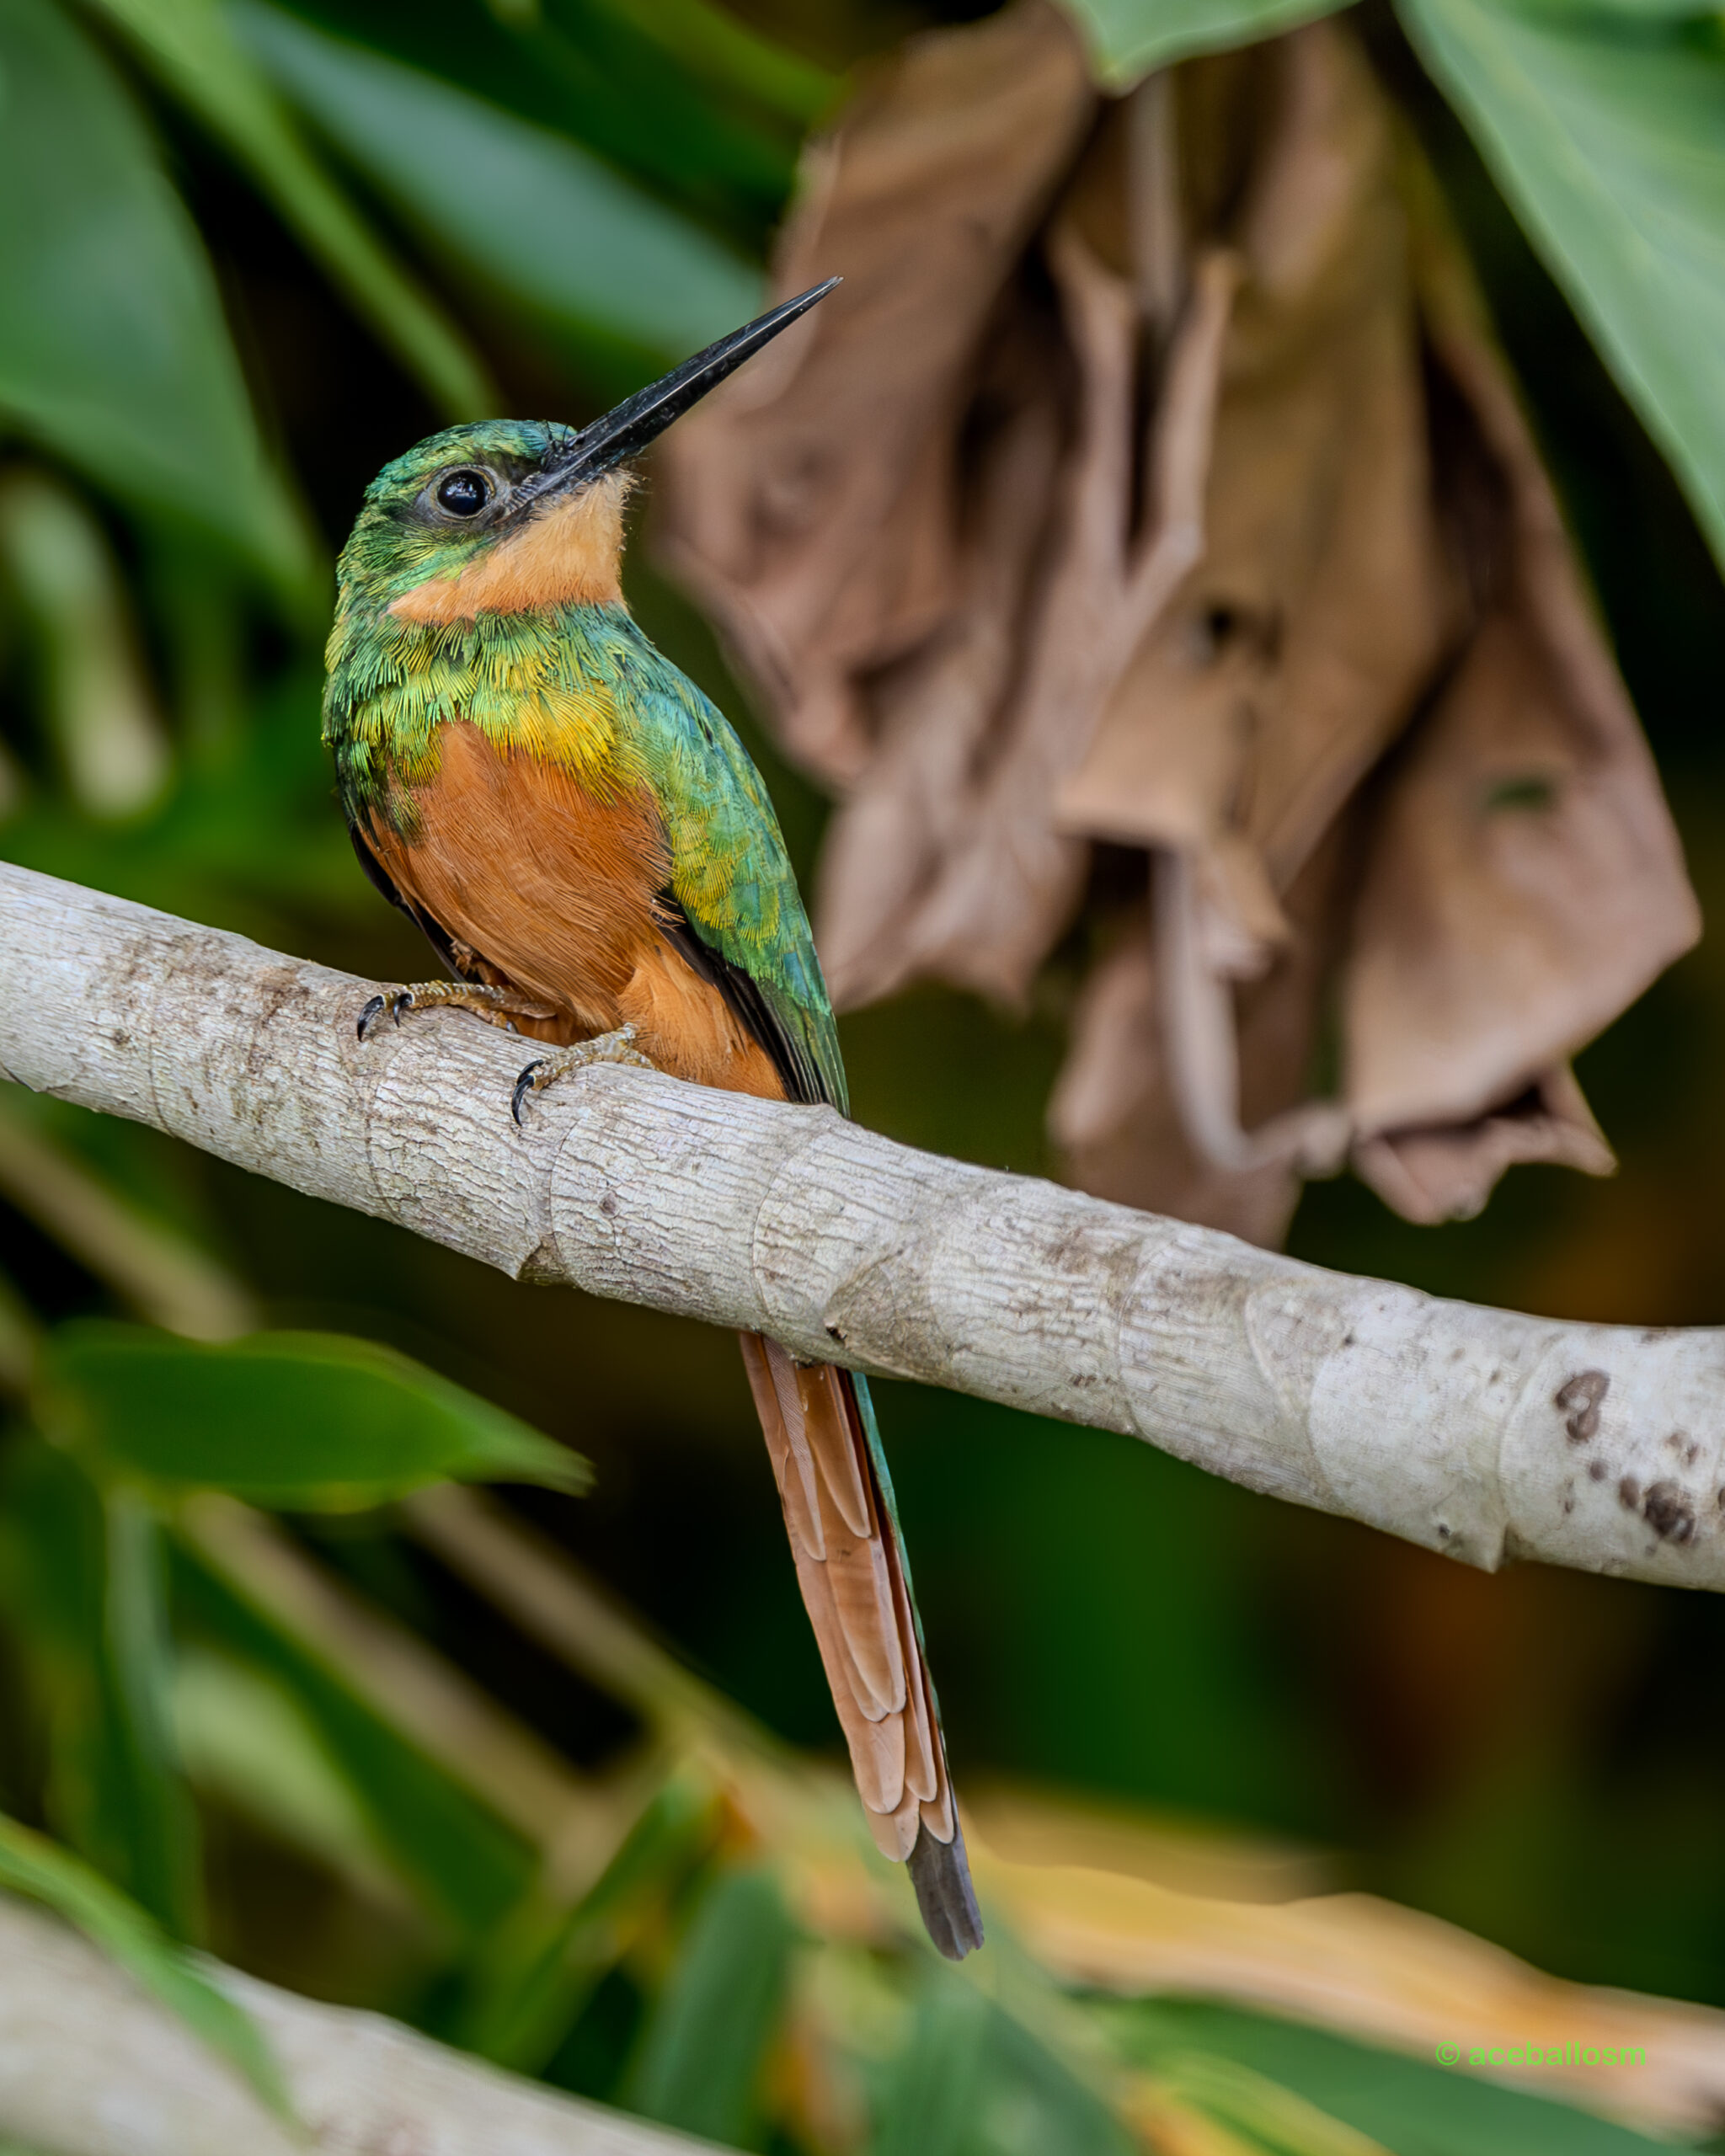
[[0, 1894, 713, 2156], [2, 860, 1721, 1592]]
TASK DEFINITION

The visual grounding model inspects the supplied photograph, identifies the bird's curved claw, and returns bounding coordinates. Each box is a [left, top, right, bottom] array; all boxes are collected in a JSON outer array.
[[510, 1060, 545, 1127], [510, 1025, 654, 1129], [356, 988, 414, 1041]]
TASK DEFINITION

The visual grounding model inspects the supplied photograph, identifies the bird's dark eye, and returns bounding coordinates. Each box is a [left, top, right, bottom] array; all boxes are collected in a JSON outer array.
[[435, 468, 491, 517]]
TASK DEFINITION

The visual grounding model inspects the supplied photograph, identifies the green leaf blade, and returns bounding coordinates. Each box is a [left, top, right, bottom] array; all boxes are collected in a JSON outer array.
[[452, 1772, 715, 2073], [0, 0, 313, 590], [0, 1438, 200, 1935], [248, 0, 796, 225], [238, 3, 763, 369], [88, 0, 495, 421], [627, 1865, 796, 2143], [872, 1977, 991, 2156], [593, 0, 836, 127], [101, 1486, 203, 1936], [41, 1322, 590, 1509], [1396, 0, 1725, 573], [1056, 0, 1349, 88]]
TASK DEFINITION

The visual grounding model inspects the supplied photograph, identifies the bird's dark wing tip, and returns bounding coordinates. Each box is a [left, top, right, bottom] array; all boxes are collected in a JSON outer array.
[[909, 1817, 985, 1960]]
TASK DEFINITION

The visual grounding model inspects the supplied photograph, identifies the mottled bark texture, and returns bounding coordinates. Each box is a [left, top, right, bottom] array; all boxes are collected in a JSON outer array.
[[5, 861, 1725, 1597], [655, 3, 1698, 1249]]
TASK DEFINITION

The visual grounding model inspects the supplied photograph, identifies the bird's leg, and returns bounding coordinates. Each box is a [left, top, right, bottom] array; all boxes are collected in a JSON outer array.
[[356, 980, 557, 1042], [511, 1024, 656, 1125]]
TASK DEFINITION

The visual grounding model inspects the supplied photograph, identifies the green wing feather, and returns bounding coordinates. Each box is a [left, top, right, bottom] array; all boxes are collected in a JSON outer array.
[[574, 608, 847, 1116]]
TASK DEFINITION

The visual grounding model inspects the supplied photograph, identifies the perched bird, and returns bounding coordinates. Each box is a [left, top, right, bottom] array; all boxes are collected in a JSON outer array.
[[323, 284, 982, 1958]]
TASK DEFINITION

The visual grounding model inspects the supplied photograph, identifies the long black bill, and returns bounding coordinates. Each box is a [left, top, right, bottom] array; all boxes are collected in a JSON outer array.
[[524, 277, 840, 507]]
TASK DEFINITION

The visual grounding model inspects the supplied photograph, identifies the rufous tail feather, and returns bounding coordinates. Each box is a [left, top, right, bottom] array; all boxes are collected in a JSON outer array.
[[738, 1331, 983, 1958]]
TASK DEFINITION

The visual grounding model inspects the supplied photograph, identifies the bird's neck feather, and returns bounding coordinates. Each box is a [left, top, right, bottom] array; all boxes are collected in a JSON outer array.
[[324, 590, 644, 830]]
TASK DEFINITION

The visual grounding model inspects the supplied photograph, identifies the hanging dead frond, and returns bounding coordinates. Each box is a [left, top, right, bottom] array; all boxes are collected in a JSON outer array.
[[656, 3, 1697, 1243]]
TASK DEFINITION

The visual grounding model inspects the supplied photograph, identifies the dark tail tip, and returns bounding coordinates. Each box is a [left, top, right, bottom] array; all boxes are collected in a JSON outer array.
[[908, 1817, 985, 1959]]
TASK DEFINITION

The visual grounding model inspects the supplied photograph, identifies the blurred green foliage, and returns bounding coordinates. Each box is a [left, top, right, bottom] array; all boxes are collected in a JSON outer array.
[[0, 0, 311, 587], [0, 0, 1720, 2149]]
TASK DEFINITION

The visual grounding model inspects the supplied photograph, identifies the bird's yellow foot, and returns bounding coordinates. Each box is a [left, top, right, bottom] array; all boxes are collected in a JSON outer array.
[[356, 980, 552, 1041], [512, 1024, 655, 1125]]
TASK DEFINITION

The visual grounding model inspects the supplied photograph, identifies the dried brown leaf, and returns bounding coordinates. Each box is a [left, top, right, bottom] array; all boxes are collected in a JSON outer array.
[[655, 0, 1096, 783], [657, 6, 1697, 1242], [1338, 175, 1701, 1203], [1043, 23, 1456, 1218], [809, 305, 1071, 1007], [1052, 822, 1354, 1246], [1059, 24, 1455, 894], [873, 233, 1237, 1004], [1048, 29, 1695, 1230], [1354, 1064, 1614, 1226]]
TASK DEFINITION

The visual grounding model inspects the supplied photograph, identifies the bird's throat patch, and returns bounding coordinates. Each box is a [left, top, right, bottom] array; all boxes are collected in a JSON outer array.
[[389, 476, 628, 622]]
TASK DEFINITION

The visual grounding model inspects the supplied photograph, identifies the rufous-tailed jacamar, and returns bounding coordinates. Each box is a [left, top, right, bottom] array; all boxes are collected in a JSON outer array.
[[323, 282, 982, 1958]]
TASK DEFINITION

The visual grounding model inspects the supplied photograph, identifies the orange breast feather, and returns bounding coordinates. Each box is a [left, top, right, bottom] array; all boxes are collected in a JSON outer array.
[[366, 720, 783, 1098]]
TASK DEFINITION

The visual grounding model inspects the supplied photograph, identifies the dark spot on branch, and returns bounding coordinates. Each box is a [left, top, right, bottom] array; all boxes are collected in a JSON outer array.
[[1554, 1369, 1609, 1444], [1618, 1476, 1641, 1511], [599, 1191, 618, 1217], [1641, 1481, 1696, 1545], [1588, 1460, 1607, 1482]]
